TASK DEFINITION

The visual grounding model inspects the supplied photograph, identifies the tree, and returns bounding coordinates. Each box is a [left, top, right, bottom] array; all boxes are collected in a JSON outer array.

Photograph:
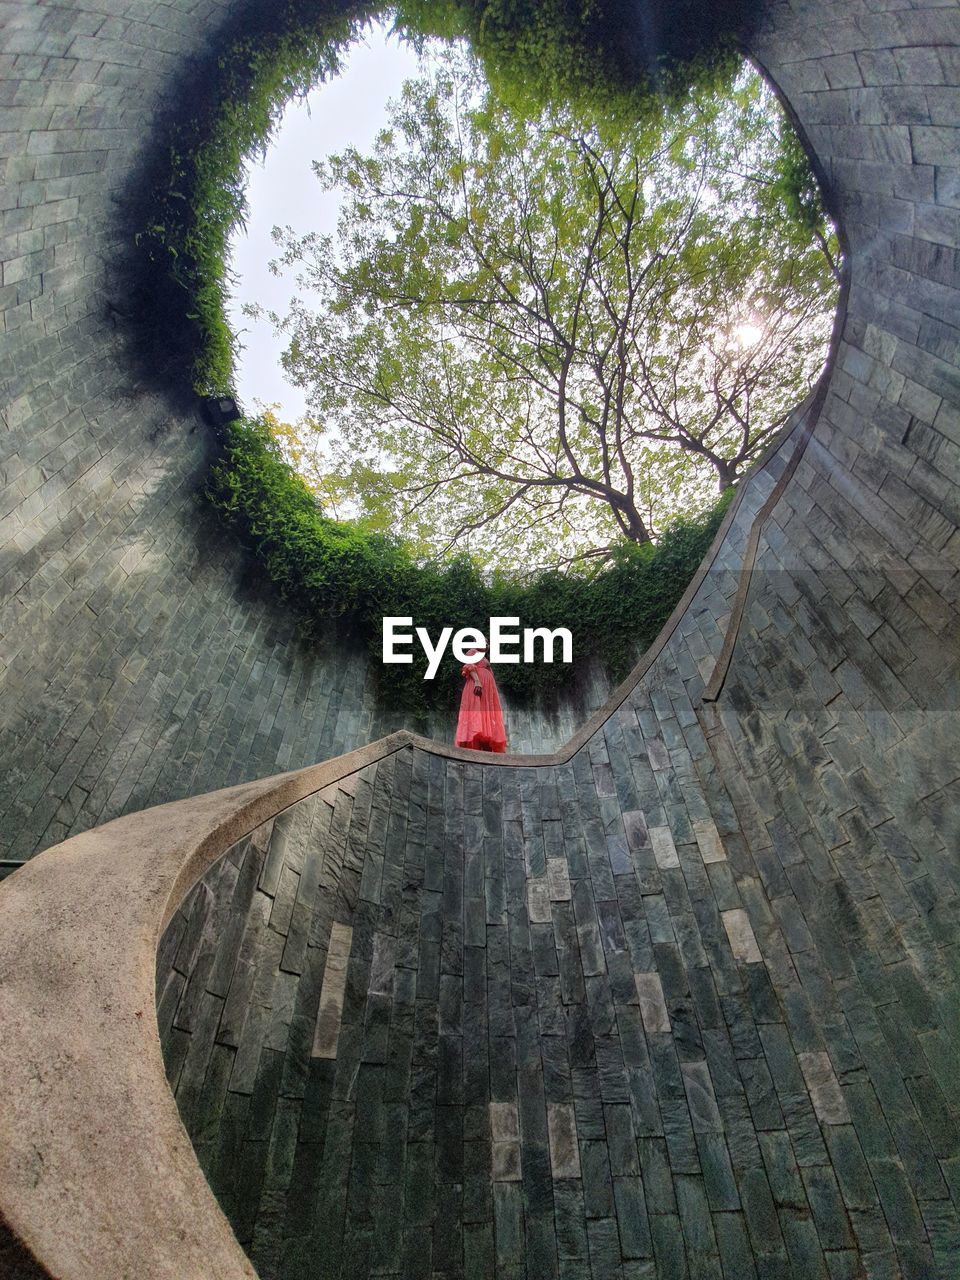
[[269, 48, 839, 571]]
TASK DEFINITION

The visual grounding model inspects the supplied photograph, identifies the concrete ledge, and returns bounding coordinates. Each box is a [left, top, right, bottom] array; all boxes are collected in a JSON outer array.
[[0, 731, 412, 1280]]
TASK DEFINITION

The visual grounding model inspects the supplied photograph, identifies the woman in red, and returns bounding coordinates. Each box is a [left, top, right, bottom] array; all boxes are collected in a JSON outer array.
[[455, 644, 508, 752]]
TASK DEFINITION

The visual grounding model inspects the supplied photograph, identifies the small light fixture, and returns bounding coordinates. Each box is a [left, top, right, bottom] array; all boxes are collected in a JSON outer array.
[[199, 395, 241, 428]]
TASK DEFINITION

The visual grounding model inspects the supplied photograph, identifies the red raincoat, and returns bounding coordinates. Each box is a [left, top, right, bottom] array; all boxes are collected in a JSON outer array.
[[455, 650, 507, 752]]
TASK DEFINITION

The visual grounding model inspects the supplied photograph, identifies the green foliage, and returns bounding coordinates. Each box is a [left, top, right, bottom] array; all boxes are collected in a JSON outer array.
[[276, 50, 838, 570], [392, 0, 763, 109], [761, 124, 841, 281], [137, 1, 370, 394], [137, 0, 796, 720], [137, 0, 771, 397], [769, 125, 826, 233], [207, 415, 734, 718]]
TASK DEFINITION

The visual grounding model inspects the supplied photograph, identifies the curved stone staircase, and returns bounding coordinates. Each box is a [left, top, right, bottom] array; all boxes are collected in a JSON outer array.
[[1, 0, 959, 1276]]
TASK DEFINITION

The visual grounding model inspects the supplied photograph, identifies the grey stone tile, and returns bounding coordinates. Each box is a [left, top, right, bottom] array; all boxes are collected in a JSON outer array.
[[798, 1051, 850, 1125], [635, 972, 671, 1034], [722, 909, 763, 965], [547, 1103, 581, 1179]]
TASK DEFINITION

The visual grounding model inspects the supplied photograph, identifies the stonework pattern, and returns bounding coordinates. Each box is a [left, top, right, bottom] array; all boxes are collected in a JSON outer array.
[[3, 0, 960, 1274]]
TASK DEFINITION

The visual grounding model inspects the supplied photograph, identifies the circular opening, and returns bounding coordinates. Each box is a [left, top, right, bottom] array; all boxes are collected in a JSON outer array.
[[139, 4, 842, 717]]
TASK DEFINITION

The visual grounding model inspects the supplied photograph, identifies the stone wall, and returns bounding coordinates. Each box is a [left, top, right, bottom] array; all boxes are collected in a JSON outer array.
[[3, 0, 960, 1273], [156, 406, 959, 1279], [150, 3, 960, 1260]]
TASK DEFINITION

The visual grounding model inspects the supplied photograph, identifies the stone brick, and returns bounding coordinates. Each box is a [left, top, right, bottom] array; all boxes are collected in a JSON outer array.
[[9, 3, 960, 1276]]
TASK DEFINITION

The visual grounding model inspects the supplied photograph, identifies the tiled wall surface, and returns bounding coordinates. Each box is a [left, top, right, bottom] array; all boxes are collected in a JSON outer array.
[[3, 0, 960, 1273]]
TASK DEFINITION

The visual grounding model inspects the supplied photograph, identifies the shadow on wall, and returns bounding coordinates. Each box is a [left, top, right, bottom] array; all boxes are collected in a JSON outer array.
[[0, 1221, 48, 1280]]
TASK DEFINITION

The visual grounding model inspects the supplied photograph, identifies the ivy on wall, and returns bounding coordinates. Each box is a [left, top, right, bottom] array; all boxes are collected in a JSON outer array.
[[136, 0, 376, 396], [208, 417, 734, 717], [393, 0, 764, 106]]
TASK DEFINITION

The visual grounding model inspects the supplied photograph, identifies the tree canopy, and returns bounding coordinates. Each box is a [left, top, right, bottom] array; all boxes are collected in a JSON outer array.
[[267, 46, 839, 572]]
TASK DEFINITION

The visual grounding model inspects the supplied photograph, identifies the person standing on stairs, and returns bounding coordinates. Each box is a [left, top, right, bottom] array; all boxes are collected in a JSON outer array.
[[455, 643, 508, 752]]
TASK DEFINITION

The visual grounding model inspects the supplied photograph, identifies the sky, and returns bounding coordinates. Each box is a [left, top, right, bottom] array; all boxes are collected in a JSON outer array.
[[226, 23, 421, 420]]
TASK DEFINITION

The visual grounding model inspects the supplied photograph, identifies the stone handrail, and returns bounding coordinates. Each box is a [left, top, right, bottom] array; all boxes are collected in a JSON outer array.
[[0, 733, 419, 1280]]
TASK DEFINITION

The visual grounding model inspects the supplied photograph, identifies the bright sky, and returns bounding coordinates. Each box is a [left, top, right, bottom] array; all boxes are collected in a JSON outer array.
[[227, 23, 421, 419]]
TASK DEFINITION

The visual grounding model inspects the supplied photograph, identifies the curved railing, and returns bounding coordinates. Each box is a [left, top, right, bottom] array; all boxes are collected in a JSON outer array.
[[0, 735, 415, 1279]]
